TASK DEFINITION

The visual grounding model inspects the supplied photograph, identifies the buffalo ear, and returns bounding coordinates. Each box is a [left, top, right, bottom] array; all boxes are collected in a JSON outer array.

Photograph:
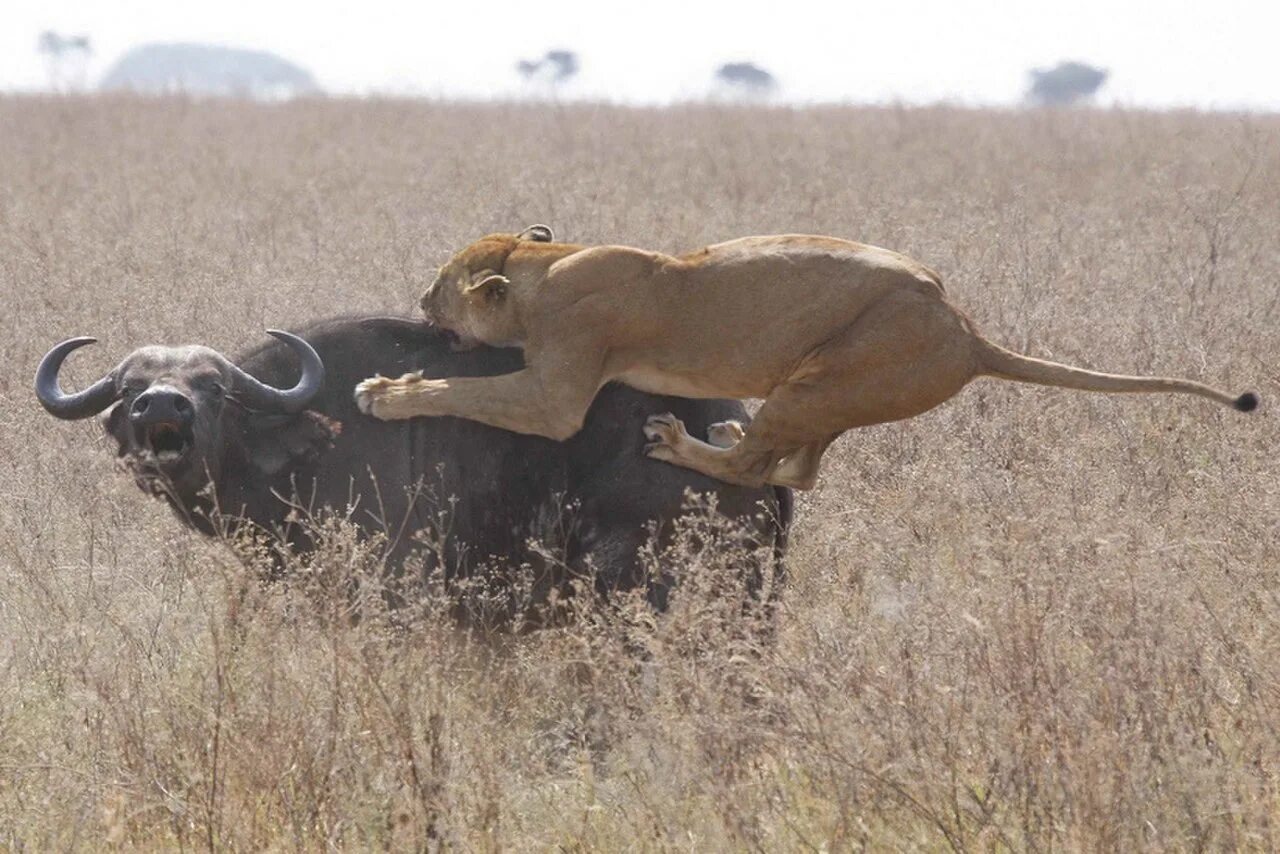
[[518, 224, 554, 243], [243, 411, 341, 478], [464, 271, 510, 303], [103, 403, 129, 456]]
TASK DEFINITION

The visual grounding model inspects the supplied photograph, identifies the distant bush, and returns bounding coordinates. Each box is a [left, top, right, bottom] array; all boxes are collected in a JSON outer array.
[[1027, 61, 1108, 105], [715, 61, 777, 95], [516, 49, 580, 84]]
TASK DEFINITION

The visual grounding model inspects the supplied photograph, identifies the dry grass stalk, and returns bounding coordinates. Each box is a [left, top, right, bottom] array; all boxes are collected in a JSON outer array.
[[1, 96, 1277, 849]]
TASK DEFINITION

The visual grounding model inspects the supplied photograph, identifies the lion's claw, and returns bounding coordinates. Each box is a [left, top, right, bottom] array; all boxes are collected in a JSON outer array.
[[645, 441, 677, 462], [643, 412, 686, 443]]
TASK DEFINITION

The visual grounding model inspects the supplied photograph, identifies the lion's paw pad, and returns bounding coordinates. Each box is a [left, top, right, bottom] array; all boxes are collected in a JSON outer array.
[[707, 420, 746, 448]]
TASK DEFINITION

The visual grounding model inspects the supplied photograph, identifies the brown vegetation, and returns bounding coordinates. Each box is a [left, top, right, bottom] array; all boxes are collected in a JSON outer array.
[[1, 96, 1277, 849]]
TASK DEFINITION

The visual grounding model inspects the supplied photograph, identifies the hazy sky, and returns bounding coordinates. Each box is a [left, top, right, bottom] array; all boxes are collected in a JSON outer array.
[[4, 0, 1278, 109]]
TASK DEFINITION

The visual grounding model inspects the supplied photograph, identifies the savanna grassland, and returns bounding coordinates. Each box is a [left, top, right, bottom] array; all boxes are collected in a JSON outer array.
[[1, 96, 1277, 850]]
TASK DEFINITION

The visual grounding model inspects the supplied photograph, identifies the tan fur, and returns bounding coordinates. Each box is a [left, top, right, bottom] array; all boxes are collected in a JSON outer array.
[[355, 230, 1256, 489]]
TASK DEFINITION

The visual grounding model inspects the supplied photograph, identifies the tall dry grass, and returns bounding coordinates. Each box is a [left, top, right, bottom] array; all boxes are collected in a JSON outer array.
[[1, 95, 1278, 849]]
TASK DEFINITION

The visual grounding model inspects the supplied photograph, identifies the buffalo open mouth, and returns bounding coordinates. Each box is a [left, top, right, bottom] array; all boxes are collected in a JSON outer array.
[[136, 421, 193, 464]]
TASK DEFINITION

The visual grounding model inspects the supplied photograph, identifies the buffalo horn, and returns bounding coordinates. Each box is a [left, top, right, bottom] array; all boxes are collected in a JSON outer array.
[[226, 329, 324, 413], [34, 337, 120, 420]]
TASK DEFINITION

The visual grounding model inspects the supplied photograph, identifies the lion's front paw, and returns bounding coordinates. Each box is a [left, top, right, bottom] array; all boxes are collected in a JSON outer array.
[[354, 372, 440, 420], [643, 412, 689, 460], [354, 375, 391, 416]]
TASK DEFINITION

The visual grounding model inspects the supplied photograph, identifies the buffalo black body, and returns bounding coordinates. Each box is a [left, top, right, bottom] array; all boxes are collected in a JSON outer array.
[[76, 316, 790, 612]]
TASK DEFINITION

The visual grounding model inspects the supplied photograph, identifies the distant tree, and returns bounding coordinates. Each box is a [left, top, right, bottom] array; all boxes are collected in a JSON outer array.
[[1027, 61, 1108, 106], [516, 49, 580, 85], [38, 31, 92, 92], [544, 50, 579, 81], [715, 62, 777, 97]]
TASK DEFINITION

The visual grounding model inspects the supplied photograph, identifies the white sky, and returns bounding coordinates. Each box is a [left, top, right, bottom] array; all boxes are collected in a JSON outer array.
[[3, 0, 1279, 109]]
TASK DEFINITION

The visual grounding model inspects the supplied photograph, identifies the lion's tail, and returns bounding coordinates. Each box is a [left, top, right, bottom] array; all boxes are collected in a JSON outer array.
[[973, 338, 1258, 412]]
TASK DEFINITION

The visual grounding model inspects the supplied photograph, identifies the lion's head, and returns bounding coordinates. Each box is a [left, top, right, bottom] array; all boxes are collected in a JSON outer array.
[[420, 225, 556, 351]]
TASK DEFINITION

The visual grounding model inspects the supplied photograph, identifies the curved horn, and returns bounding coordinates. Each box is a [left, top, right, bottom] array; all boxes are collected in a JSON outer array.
[[34, 337, 120, 420], [226, 330, 325, 413], [518, 224, 554, 243]]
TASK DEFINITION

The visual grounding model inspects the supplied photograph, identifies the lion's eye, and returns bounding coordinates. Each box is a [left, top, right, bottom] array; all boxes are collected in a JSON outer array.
[[209, 382, 225, 398]]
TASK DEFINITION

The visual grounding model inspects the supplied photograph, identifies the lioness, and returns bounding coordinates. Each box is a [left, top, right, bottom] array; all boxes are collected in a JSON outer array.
[[355, 225, 1258, 490]]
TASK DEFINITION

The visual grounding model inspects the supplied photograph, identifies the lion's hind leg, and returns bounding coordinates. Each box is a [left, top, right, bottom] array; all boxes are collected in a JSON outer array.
[[643, 382, 833, 489], [768, 434, 839, 490], [698, 419, 826, 488]]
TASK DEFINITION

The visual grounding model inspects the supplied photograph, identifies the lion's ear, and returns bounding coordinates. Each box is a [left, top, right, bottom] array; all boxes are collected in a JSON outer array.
[[465, 271, 510, 302], [518, 224, 554, 243]]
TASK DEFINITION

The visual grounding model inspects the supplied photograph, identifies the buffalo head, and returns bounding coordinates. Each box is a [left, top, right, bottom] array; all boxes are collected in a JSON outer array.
[[36, 330, 324, 498]]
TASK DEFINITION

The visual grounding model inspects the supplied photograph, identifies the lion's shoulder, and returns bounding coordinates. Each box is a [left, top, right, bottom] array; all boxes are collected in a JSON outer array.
[[550, 244, 669, 280]]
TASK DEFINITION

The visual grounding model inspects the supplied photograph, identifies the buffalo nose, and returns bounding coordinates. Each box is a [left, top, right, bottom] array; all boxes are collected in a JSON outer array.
[[130, 388, 194, 425]]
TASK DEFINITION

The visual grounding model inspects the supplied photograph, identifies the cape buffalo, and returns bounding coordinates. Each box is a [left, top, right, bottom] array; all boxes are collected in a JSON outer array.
[[36, 316, 791, 616]]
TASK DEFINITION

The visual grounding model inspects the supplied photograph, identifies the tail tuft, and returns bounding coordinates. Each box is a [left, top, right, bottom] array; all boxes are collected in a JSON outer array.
[[1234, 392, 1259, 412]]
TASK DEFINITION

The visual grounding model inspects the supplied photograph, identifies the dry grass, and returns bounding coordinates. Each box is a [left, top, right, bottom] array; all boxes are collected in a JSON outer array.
[[1, 95, 1278, 850]]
